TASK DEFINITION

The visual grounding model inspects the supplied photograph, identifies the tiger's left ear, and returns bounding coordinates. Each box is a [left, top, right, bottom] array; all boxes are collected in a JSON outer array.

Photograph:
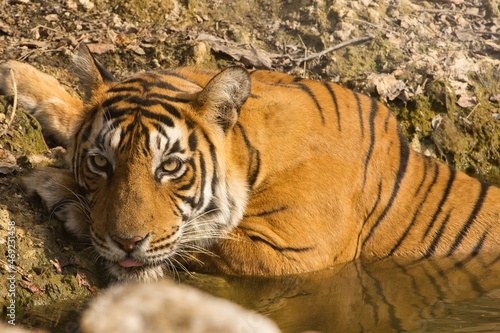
[[196, 67, 251, 132], [73, 43, 116, 102]]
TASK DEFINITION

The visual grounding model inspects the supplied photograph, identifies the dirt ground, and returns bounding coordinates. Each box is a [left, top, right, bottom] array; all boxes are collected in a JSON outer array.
[[0, 0, 499, 331]]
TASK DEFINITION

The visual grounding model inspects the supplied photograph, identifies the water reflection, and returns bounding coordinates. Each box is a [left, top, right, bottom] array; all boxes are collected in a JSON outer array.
[[183, 254, 500, 332]]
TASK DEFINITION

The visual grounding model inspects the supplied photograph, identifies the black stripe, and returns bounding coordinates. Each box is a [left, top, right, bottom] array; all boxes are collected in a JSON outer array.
[[422, 167, 456, 239], [248, 235, 314, 253], [179, 159, 197, 191], [105, 106, 131, 120], [388, 162, 439, 256], [173, 192, 196, 208], [299, 83, 325, 125], [120, 77, 149, 87], [472, 231, 488, 256], [139, 122, 150, 156], [235, 123, 260, 188], [106, 93, 183, 120], [361, 131, 409, 248], [361, 98, 378, 190], [107, 85, 142, 94], [141, 109, 175, 128], [365, 181, 383, 223], [124, 73, 184, 93], [424, 210, 452, 258], [324, 83, 341, 131], [102, 95, 129, 110], [447, 182, 490, 255], [188, 131, 198, 151], [170, 140, 182, 154], [172, 200, 184, 217], [196, 152, 207, 210], [153, 122, 170, 140], [244, 206, 288, 218], [248, 151, 261, 189], [453, 231, 489, 269], [355, 181, 382, 259], [149, 80, 182, 92], [209, 146, 218, 197], [185, 118, 195, 130], [414, 157, 430, 197], [199, 130, 219, 199], [80, 115, 95, 142], [147, 92, 189, 103], [353, 92, 364, 138], [154, 100, 182, 119]]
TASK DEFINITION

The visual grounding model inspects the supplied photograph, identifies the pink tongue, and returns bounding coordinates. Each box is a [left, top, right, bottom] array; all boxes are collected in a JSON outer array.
[[118, 258, 144, 268]]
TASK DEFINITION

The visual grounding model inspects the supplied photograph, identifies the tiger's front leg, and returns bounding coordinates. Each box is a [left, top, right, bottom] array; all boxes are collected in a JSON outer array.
[[0, 61, 83, 147]]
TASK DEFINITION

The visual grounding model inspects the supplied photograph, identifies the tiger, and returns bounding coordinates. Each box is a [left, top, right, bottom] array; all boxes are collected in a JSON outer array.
[[0, 43, 499, 282]]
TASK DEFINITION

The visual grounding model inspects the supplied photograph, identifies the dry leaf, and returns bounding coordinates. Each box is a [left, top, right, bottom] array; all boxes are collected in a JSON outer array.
[[455, 30, 476, 42], [50, 259, 63, 274], [127, 44, 146, 56], [79, 0, 95, 11], [197, 34, 273, 69], [0, 20, 13, 35], [0, 147, 19, 175], [44, 14, 59, 22], [457, 94, 477, 108], [484, 40, 500, 52], [19, 280, 44, 295], [76, 272, 97, 295], [489, 94, 500, 103], [87, 43, 116, 54], [366, 73, 406, 101]]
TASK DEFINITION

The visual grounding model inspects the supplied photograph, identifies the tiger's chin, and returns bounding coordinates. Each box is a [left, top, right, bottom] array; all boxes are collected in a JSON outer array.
[[106, 261, 165, 283]]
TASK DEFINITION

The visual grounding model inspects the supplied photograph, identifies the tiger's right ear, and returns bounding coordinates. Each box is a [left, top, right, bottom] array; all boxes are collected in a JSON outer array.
[[73, 43, 116, 102], [196, 67, 251, 133]]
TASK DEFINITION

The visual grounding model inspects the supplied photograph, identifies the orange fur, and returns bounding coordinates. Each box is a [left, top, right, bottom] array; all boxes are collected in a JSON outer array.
[[2, 43, 499, 281]]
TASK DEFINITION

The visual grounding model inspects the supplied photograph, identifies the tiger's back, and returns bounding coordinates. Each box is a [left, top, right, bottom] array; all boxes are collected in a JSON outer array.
[[185, 68, 500, 274], [1, 44, 499, 280]]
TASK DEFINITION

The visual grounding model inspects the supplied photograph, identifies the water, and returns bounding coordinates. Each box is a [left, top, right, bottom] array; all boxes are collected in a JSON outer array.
[[183, 254, 500, 333], [13, 253, 500, 332]]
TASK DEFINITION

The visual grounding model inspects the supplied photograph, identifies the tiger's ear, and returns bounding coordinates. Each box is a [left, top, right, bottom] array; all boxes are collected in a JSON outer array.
[[196, 67, 251, 132], [73, 43, 115, 102]]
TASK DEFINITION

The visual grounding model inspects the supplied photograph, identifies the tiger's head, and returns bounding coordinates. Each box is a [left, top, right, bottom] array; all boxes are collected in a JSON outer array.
[[43, 44, 251, 281]]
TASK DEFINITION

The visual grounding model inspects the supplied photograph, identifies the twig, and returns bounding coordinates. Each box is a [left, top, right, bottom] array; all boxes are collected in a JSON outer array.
[[416, 8, 483, 18], [0, 69, 18, 138], [30, 24, 62, 33], [294, 36, 373, 64], [297, 35, 308, 73], [466, 103, 479, 119], [344, 18, 389, 31], [470, 30, 500, 37]]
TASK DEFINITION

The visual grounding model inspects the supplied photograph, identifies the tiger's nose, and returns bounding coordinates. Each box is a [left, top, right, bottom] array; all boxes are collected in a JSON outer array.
[[111, 235, 144, 252]]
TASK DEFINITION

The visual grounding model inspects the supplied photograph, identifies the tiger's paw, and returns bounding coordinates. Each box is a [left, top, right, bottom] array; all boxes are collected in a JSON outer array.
[[23, 167, 90, 238]]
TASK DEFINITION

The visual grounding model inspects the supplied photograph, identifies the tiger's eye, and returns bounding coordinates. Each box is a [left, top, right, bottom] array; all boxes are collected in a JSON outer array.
[[91, 155, 108, 169], [161, 158, 182, 173]]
